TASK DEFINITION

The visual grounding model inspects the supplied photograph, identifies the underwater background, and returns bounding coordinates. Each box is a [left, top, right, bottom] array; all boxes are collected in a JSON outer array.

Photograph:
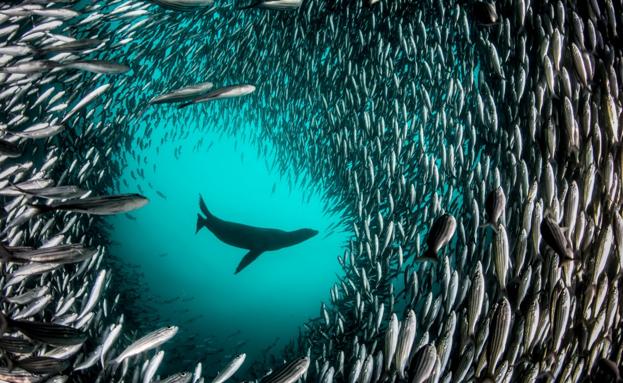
[[107, 109, 347, 376], [1, 0, 623, 382]]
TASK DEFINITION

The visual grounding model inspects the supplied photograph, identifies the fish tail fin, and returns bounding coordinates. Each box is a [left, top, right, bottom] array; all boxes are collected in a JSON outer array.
[[478, 223, 497, 233], [45, 60, 62, 70], [7, 180, 35, 197], [560, 258, 577, 268], [463, 334, 475, 352], [6, 353, 15, 371], [27, 203, 52, 214], [0, 312, 8, 335], [196, 214, 207, 234], [237, 2, 257, 9], [0, 243, 13, 263], [415, 249, 438, 263]]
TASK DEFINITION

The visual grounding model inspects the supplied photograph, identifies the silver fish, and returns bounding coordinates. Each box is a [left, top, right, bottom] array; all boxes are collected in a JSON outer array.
[[260, 357, 309, 383], [212, 353, 246, 383], [113, 326, 178, 364]]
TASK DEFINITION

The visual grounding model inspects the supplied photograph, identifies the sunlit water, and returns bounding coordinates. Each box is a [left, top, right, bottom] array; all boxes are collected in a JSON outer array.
[[107, 106, 348, 375]]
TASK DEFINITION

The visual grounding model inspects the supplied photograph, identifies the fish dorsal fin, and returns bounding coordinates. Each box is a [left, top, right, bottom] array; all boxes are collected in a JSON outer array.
[[235, 249, 263, 274]]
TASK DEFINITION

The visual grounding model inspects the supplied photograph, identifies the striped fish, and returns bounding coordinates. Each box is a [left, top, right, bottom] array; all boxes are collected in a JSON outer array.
[[420, 214, 456, 261], [488, 298, 511, 374], [212, 353, 246, 383], [113, 326, 178, 364], [407, 344, 437, 383], [493, 223, 510, 290], [383, 313, 399, 371], [394, 310, 416, 377], [540, 216, 574, 260], [485, 186, 506, 226], [468, 261, 485, 336], [260, 357, 309, 383]]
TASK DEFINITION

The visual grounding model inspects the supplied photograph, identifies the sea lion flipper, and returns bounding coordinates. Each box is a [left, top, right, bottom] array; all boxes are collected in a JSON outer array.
[[196, 214, 207, 234], [198, 194, 211, 217], [235, 249, 263, 274]]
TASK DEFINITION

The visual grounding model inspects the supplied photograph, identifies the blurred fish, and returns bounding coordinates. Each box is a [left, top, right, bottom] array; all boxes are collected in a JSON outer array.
[[178, 85, 256, 108], [149, 82, 214, 105], [239, 0, 302, 10], [29, 194, 148, 215]]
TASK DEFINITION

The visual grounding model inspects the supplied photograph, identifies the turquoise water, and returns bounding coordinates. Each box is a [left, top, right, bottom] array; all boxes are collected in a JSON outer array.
[[107, 105, 348, 375]]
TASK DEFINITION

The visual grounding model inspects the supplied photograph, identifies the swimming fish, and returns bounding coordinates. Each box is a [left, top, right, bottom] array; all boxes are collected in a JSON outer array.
[[178, 85, 256, 108], [29, 194, 148, 215]]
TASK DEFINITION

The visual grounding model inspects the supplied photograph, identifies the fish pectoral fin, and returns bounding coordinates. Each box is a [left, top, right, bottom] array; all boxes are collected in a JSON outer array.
[[235, 249, 263, 274]]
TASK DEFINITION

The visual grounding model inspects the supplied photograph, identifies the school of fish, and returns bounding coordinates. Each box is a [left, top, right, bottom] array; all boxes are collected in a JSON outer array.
[[1, 0, 623, 382]]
